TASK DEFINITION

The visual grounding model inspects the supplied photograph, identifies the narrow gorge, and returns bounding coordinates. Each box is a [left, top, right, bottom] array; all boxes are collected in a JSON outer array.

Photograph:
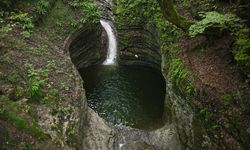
[[0, 0, 249, 150]]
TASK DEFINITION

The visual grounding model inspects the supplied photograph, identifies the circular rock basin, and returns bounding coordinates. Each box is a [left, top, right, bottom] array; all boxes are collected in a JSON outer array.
[[79, 65, 166, 130]]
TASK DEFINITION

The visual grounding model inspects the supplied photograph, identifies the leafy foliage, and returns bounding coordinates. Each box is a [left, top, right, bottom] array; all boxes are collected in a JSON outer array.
[[80, 2, 100, 24], [168, 58, 196, 94], [26, 63, 48, 101], [234, 39, 250, 67], [25, 61, 63, 105], [68, 0, 100, 24], [36, 0, 50, 16], [188, 11, 250, 79], [232, 27, 250, 75], [115, 0, 161, 26], [188, 11, 240, 37], [10, 12, 34, 38], [169, 59, 188, 81]]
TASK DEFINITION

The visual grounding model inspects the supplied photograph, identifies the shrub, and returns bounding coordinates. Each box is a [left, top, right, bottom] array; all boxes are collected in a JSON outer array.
[[188, 11, 240, 37]]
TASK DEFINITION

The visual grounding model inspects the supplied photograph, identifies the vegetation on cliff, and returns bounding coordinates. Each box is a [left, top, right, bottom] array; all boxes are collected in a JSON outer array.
[[0, 0, 100, 149], [0, 0, 249, 149], [114, 0, 250, 149], [160, 0, 250, 149]]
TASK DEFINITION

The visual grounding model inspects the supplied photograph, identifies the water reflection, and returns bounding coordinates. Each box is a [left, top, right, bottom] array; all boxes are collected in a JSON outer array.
[[79, 65, 165, 130]]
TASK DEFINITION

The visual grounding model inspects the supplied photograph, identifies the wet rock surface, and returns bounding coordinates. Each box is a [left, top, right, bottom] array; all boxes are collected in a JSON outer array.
[[65, 24, 107, 69], [114, 124, 181, 150], [97, 0, 114, 21], [117, 23, 161, 70]]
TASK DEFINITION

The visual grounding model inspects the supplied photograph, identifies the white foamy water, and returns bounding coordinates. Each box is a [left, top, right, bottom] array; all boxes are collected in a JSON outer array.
[[100, 19, 117, 65]]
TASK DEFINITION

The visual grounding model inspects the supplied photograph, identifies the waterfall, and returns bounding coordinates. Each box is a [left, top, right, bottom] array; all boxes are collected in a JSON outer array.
[[100, 19, 117, 65]]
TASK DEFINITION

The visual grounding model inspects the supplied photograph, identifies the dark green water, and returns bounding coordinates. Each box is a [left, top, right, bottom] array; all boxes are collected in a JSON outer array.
[[79, 65, 166, 130]]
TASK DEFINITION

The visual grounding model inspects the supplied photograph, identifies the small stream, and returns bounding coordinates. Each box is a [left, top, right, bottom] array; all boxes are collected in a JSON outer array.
[[79, 65, 166, 130]]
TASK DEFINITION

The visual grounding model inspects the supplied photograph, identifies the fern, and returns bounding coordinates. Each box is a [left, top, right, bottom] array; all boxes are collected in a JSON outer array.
[[169, 59, 188, 82], [26, 64, 46, 100], [68, 0, 100, 24], [168, 58, 196, 94], [189, 11, 250, 78], [188, 11, 240, 37], [80, 2, 100, 24], [36, 0, 50, 16], [10, 12, 34, 38], [234, 39, 250, 67]]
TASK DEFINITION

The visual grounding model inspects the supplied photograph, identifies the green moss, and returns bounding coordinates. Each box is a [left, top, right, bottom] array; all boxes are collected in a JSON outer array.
[[158, 0, 193, 30], [1, 110, 48, 140], [41, 0, 77, 40], [0, 96, 48, 140]]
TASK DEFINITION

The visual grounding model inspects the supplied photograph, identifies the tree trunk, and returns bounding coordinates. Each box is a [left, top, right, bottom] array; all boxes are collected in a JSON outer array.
[[157, 0, 193, 31]]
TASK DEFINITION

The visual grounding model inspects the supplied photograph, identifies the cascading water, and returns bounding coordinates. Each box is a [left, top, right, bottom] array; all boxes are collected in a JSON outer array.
[[100, 19, 117, 65]]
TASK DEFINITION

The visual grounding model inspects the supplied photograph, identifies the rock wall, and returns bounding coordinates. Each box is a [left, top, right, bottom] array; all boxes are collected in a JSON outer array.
[[97, 0, 114, 21], [117, 23, 161, 70], [65, 24, 107, 69], [162, 65, 204, 149], [64, 20, 116, 150]]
